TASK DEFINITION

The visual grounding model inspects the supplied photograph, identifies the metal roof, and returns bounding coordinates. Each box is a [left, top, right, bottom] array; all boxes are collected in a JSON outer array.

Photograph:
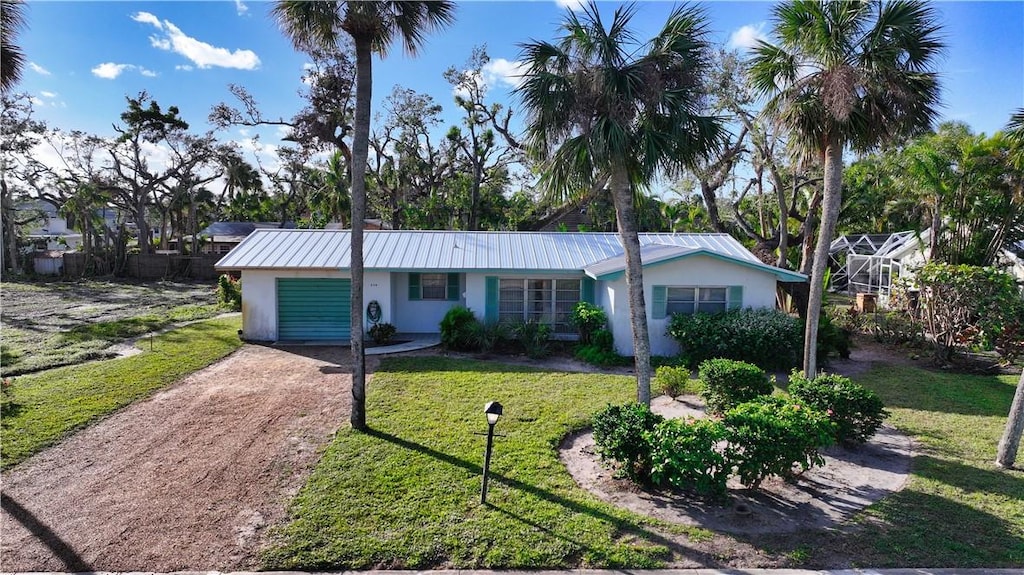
[[215, 230, 787, 274]]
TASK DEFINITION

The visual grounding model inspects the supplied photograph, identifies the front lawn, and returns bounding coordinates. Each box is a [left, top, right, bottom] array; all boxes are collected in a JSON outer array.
[[0, 316, 243, 469], [265, 356, 1024, 569], [263, 357, 707, 569]]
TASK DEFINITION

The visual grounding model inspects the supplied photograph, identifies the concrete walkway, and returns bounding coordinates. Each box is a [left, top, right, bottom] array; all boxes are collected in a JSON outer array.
[[6, 564, 1015, 568], [366, 333, 441, 355]]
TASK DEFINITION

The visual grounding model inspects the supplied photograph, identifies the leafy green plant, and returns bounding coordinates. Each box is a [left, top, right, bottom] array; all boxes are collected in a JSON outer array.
[[569, 301, 607, 345], [510, 320, 552, 359], [916, 262, 1024, 362], [646, 417, 729, 497], [722, 396, 835, 489], [871, 311, 926, 346], [591, 402, 664, 482], [789, 371, 888, 444], [698, 358, 773, 415], [468, 321, 506, 353], [653, 365, 701, 397], [368, 322, 397, 345], [439, 306, 479, 351], [574, 344, 630, 367], [667, 308, 802, 370], [217, 274, 242, 311], [817, 312, 852, 362], [591, 328, 614, 351]]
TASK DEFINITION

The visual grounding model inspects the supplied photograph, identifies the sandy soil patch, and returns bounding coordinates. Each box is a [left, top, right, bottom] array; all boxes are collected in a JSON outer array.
[[0, 344, 362, 571]]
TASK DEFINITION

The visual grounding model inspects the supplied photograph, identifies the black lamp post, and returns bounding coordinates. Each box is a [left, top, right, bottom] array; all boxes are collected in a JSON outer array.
[[481, 400, 503, 504]]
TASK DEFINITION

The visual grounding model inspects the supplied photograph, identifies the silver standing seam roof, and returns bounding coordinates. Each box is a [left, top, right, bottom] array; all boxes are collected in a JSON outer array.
[[215, 230, 806, 280]]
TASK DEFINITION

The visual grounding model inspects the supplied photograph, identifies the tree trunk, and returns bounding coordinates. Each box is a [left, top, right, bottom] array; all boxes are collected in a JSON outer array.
[[609, 166, 653, 404], [135, 203, 152, 255], [349, 36, 372, 432], [996, 367, 1024, 469], [803, 143, 844, 378], [1, 178, 22, 275]]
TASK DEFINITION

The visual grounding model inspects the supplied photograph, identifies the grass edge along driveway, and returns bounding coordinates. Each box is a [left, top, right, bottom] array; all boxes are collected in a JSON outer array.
[[263, 357, 1024, 570], [0, 316, 243, 469]]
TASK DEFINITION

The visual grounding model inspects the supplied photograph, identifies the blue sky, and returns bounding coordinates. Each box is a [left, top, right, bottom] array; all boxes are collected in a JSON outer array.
[[14, 1, 1024, 168]]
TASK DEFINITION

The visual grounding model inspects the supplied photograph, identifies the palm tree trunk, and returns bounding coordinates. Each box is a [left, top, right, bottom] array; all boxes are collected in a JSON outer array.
[[349, 36, 372, 432], [996, 367, 1024, 468], [609, 166, 653, 404], [803, 143, 844, 377]]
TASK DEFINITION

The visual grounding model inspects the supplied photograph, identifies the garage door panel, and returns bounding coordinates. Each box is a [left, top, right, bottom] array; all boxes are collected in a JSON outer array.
[[277, 278, 351, 340]]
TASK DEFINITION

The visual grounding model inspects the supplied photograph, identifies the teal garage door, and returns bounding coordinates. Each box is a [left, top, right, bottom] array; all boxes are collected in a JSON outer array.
[[277, 278, 351, 341]]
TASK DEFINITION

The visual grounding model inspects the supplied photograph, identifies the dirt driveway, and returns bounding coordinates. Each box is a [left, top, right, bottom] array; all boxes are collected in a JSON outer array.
[[1, 344, 361, 571]]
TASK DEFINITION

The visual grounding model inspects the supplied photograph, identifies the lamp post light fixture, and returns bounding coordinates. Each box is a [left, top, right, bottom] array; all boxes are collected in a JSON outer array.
[[481, 401, 503, 504]]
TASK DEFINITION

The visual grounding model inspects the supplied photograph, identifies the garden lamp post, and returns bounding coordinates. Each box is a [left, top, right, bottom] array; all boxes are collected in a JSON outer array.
[[481, 401, 503, 504]]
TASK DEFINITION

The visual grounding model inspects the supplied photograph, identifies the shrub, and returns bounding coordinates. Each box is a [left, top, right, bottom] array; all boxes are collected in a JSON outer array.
[[654, 365, 701, 397], [591, 328, 614, 351], [723, 396, 835, 489], [871, 311, 926, 346], [817, 312, 852, 362], [575, 344, 630, 367], [591, 402, 664, 482], [216, 274, 242, 311], [368, 322, 397, 345], [510, 319, 552, 359], [440, 306, 478, 351], [646, 418, 729, 497], [917, 262, 1024, 362], [468, 321, 506, 353], [698, 359, 773, 415], [789, 371, 888, 444], [667, 309, 802, 371], [569, 302, 607, 345]]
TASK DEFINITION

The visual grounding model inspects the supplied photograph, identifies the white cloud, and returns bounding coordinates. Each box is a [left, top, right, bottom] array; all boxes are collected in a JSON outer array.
[[131, 11, 163, 30], [482, 58, 528, 89], [92, 62, 132, 79], [140, 68, 158, 78], [276, 126, 293, 139], [29, 62, 51, 76], [728, 23, 768, 51], [138, 14, 260, 70], [234, 0, 249, 16], [30, 96, 44, 106], [175, 64, 194, 72], [40, 91, 57, 99], [555, 0, 586, 12]]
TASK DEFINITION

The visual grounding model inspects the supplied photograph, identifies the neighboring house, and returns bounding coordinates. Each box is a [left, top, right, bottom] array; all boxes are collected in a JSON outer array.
[[191, 222, 293, 255], [828, 230, 930, 298], [216, 230, 805, 356], [20, 201, 84, 253]]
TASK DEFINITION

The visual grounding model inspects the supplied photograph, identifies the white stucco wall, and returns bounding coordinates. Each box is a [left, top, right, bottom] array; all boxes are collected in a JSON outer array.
[[604, 254, 780, 357], [240, 269, 351, 341]]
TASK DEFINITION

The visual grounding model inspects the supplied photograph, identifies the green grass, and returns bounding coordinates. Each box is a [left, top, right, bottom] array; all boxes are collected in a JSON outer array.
[[266, 357, 1024, 569], [0, 316, 242, 469], [832, 365, 1024, 567], [263, 356, 710, 569]]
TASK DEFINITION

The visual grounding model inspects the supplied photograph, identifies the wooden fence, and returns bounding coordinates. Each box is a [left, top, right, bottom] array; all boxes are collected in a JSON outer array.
[[62, 252, 221, 280]]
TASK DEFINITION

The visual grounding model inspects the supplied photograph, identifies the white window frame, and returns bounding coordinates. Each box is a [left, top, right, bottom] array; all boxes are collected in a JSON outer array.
[[419, 273, 449, 300], [498, 278, 580, 334]]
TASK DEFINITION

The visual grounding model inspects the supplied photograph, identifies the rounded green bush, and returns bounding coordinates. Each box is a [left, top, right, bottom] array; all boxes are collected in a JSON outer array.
[[789, 371, 889, 444], [592, 402, 664, 482], [646, 418, 729, 496], [667, 308, 802, 370], [723, 396, 835, 489], [698, 358, 773, 415], [439, 306, 479, 351]]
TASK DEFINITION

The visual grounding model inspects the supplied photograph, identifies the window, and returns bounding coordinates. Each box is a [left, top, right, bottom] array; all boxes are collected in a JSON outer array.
[[655, 285, 739, 318], [498, 278, 580, 333], [409, 273, 459, 301]]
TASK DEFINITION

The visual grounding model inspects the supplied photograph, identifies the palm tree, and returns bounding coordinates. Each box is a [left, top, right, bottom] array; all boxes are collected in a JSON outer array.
[[749, 0, 943, 377], [1, 0, 27, 93], [517, 2, 722, 404], [272, 1, 455, 431]]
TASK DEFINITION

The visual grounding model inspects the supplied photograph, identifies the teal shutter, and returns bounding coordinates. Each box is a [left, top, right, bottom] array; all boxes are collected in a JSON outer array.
[[408, 273, 421, 300], [727, 285, 743, 310], [581, 277, 595, 304], [485, 276, 499, 323], [447, 273, 460, 301], [652, 285, 667, 319]]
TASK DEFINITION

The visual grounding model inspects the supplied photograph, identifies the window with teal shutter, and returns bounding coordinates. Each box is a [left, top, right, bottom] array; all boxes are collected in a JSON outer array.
[[447, 273, 460, 301], [408, 273, 421, 300], [727, 285, 743, 310], [652, 285, 667, 319], [484, 276, 498, 323]]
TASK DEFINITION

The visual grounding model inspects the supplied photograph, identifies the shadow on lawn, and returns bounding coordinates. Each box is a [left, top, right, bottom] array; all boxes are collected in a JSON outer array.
[[863, 365, 1015, 417], [1, 493, 92, 571], [365, 427, 721, 566]]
